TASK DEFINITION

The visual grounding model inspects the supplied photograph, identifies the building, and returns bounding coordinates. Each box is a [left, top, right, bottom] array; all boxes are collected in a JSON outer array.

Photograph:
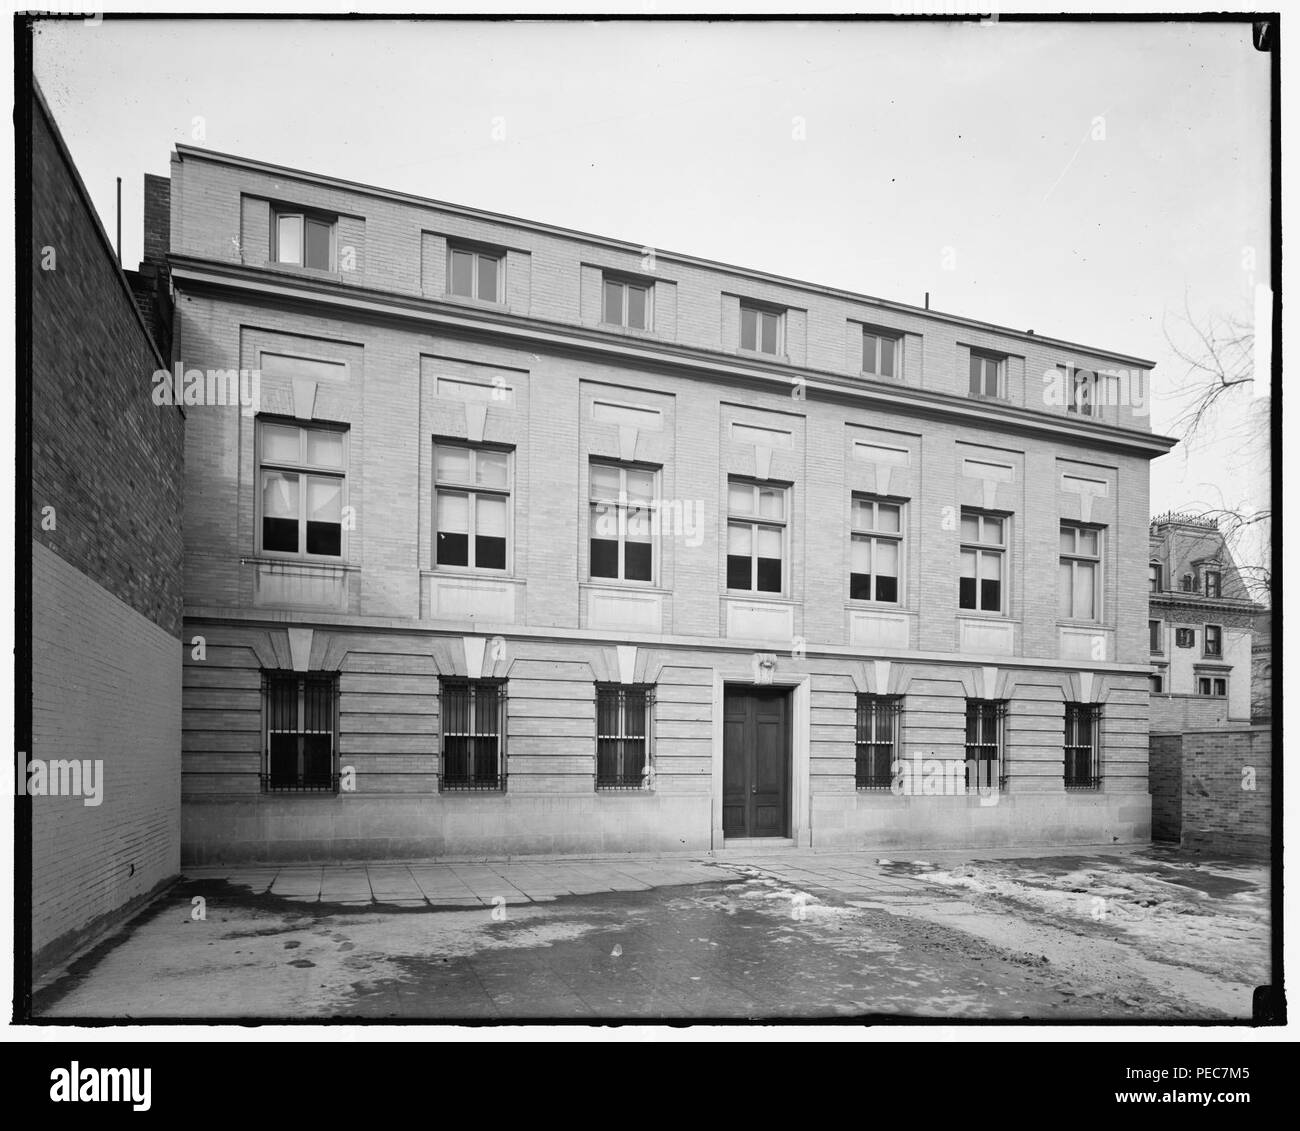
[[159, 144, 1176, 863], [1146, 513, 1264, 731], [27, 85, 184, 975]]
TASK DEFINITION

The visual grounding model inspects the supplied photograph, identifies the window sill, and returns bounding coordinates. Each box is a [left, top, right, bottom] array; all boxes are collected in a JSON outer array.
[[243, 557, 358, 571], [723, 590, 794, 603], [581, 579, 669, 594], [440, 292, 509, 313], [424, 567, 521, 581], [736, 347, 788, 363]]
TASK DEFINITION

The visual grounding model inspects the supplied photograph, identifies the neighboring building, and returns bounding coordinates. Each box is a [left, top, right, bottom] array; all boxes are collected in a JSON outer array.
[[1251, 609, 1272, 724], [1146, 513, 1265, 732], [162, 144, 1175, 863], [28, 85, 184, 974]]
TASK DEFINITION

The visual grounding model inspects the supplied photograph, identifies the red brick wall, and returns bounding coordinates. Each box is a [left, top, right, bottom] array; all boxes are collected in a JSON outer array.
[[1181, 727, 1271, 857]]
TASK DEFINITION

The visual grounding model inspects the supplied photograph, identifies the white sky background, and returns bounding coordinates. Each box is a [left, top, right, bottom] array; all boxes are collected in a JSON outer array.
[[31, 17, 1272, 577]]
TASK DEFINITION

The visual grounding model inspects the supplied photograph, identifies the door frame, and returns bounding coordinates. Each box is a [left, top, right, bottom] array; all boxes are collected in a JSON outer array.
[[711, 670, 810, 849]]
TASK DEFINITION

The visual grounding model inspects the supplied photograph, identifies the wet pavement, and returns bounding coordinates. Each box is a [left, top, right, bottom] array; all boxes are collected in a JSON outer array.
[[32, 846, 1271, 1022]]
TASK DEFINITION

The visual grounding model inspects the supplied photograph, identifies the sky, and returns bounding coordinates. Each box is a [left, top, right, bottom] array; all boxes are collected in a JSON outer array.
[[31, 16, 1273, 579]]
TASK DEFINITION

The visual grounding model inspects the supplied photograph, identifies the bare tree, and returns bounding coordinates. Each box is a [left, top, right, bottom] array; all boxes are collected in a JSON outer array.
[[1161, 300, 1271, 601]]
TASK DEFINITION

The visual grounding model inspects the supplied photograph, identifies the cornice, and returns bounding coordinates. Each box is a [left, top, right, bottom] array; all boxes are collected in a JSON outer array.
[[168, 256, 1178, 460]]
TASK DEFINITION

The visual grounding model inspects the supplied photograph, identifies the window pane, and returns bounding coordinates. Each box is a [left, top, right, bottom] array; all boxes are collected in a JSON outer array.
[[627, 285, 647, 329], [1074, 561, 1095, 618], [760, 311, 778, 354], [726, 555, 752, 590], [263, 471, 299, 518], [306, 478, 342, 556], [982, 549, 1001, 580], [851, 498, 872, 530], [756, 555, 782, 592], [590, 501, 618, 543], [740, 306, 757, 350], [435, 445, 471, 483], [477, 254, 499, 302], [1080, 529, 1098, 556], [262, 472, 299, 553], [625, 537, 652, 582], [450, 250, 474, 296], [877, 503, 901, 533], [756, 525, 782, 560], [880, 336, 896, 378], [476, 494, 506, 538], [603, 280, 623, 324], [590, 464, 620, 500], [277, 215, 303, 264], [728, 482, 753, 515], [305, 218, 331, 269], [959, 576, 976, 609], [263, 423, 301, 463], [960, 514, 980, 542], [1059, 562, 1074, 618], [875, 539, 898, 578], [590, 518, 619, 577], [437, 490, 469, 542], [305, 429, 343, 468], [758, 488, 784, 520], [851, 535, 870, 574], [969, 354, 983, 395], [862, 333, 878, 373], [727, 523, 752, 557], [626, 505, 652, 542], [1060, 527, 1076, 554], [980, 578, 1000, 611], [984, 517, 1003, 544], [475, 449, 509, 488], [875, 574, 898, 603], [960, 548, 976, 578], [626, 469, 655, 504]]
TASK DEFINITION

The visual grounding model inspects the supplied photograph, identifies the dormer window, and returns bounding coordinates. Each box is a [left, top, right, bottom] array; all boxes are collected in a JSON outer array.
[[739, 302, 784, 356], [1148, 562, 1162, 593], [273, 208, 334, 270], [1204, 570, 1222, 598]]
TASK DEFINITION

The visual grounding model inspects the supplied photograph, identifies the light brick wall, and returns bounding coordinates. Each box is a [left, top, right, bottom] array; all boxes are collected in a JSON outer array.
[[32, 544, 182, 957]]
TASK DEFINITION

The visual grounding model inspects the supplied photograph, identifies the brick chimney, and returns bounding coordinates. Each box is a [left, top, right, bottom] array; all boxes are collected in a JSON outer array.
[[142, 173, 170, 264], [125, 172, 174, 357]]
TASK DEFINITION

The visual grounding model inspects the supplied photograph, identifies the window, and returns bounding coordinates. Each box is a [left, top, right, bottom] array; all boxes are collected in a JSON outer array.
[[855, 695, 901, 789], [965, 700, 1006, 792], [1204, 625, 1223, 657], [273, 209, 334, 270], [727, 480, 786, 593], [1058, 523, 1101, 621], [1149, 562, 1162, 593], [969, 351, 1005, 398], [1149, 674, 1164, 694], [1180, 573, 1197, 593], [595, 684, 654, 789], [439, 679, 507, 790], [1061, 366, 1098, 417], [740, 303, 783, 355], [959, 510, 1006, 613], [258, 420, 346, 559], [602, 277, 651, 330], [448, 245, 503, 302], [589, 462, 656, 583], [262, 671, 338, 792], [862, 329, 900, 377], [434, 443, 511, 570], [1197, 677, 1227, 698], [850, 497, 902, 602], [1149, 619, 1162, 654], [1175, 627, 1195, 648], [1064, 703, 1101, 790], [1204, 570, 1222, 598]]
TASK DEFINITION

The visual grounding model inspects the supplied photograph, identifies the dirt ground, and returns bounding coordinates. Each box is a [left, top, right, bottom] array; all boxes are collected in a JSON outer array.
[[32, 844, 1271, 1022]]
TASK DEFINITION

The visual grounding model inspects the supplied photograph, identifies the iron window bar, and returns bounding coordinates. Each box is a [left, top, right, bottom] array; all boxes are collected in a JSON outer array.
[[439, 679, 508, 792], [965, 699, 1008, 793], [594, 684, 654, 790], [1064, 703, 1103, 790], [856, 694, 901, 789], [262, 671, 340, 792]]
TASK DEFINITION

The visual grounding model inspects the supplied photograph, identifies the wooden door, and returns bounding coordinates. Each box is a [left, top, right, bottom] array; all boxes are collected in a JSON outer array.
[[722, 687, 791, 838]]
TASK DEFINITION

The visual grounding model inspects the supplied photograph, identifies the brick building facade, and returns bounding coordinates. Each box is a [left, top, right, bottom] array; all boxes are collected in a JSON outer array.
[[28, 86, 185, 971], [1146, 513, 1265, 732], [163, 145, 1175, 863]]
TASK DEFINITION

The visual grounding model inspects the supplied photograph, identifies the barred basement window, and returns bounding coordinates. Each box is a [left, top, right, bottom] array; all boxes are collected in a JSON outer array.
[[965, 699, 1007, 792], [1064, 703, 1102, 790], [262, 671, 339, 792], [595, 684, 654, 789], [439, 679, 507, 791], [855, 694, 901, 789]]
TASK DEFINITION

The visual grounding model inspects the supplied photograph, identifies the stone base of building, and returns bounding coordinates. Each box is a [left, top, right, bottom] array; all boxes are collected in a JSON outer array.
[[183, 790, 1150, 864]]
